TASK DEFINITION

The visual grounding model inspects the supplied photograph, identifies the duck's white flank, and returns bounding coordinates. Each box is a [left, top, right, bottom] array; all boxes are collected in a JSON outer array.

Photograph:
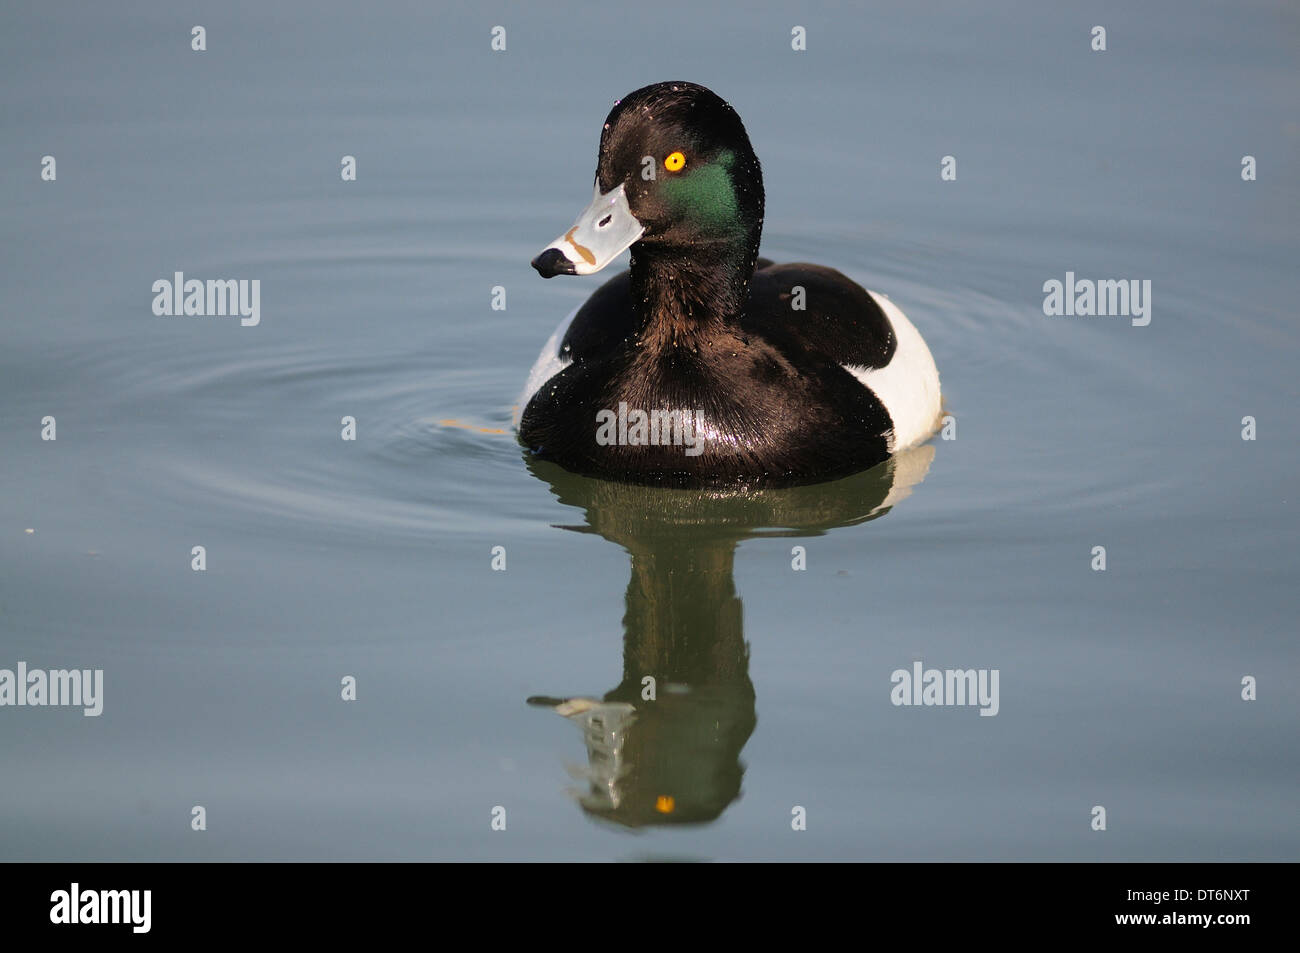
[[513, 307, 578, 429], [844, 292, 942, 453]]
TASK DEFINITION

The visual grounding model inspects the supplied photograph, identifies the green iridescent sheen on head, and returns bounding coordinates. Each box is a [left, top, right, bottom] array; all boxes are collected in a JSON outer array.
[[660, 149, 739, 232]]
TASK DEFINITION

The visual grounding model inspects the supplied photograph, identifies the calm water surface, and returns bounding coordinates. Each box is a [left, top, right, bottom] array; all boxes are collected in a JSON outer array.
[[2, 1, 1297, 860]]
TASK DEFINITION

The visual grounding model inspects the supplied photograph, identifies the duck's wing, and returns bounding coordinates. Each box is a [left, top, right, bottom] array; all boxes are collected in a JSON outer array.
[[748, 262, 941, 451], [745, 263, 897, 369]]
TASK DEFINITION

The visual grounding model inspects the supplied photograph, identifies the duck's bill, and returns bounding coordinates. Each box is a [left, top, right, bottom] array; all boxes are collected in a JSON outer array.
[[531, 183, 645, 278]]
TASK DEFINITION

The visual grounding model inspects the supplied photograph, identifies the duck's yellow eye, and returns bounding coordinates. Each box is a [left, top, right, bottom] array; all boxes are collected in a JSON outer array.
[[664, 151, 686, 172]]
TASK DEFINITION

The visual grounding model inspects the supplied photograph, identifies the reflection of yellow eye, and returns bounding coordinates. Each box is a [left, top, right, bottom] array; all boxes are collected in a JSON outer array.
[[664, 151, 686, 172]]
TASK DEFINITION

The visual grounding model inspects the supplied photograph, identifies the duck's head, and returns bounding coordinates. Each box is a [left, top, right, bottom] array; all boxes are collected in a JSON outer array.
[[532, 81, 765, 279]]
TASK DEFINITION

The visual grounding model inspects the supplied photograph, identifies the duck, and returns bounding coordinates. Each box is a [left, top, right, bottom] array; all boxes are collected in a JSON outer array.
[[515, 81, 941, 488]]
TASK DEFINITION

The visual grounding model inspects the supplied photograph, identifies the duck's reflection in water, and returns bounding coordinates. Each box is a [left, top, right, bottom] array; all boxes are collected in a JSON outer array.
[[525, 444, 935, 829]]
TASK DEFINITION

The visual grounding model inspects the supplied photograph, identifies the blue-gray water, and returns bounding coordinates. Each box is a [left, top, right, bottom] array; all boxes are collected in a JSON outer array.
[[2, 0, 1297, 860]]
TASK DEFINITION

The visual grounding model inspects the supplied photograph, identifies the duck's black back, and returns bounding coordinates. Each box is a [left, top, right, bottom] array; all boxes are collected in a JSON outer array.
[[520, 261, 900, 488]]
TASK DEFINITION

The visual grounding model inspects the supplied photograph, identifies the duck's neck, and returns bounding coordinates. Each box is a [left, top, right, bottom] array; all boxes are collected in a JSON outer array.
[[628, 243, 755, 350]]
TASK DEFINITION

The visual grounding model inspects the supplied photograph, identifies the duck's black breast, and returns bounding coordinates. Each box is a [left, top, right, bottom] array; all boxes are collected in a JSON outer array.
[[520, 261, 899, 488]]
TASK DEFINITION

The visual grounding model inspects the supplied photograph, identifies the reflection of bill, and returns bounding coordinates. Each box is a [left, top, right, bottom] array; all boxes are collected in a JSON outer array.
[[531, 693, 755, 826], [525, 444, 937, 830], [532, 688, 755, 826]]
